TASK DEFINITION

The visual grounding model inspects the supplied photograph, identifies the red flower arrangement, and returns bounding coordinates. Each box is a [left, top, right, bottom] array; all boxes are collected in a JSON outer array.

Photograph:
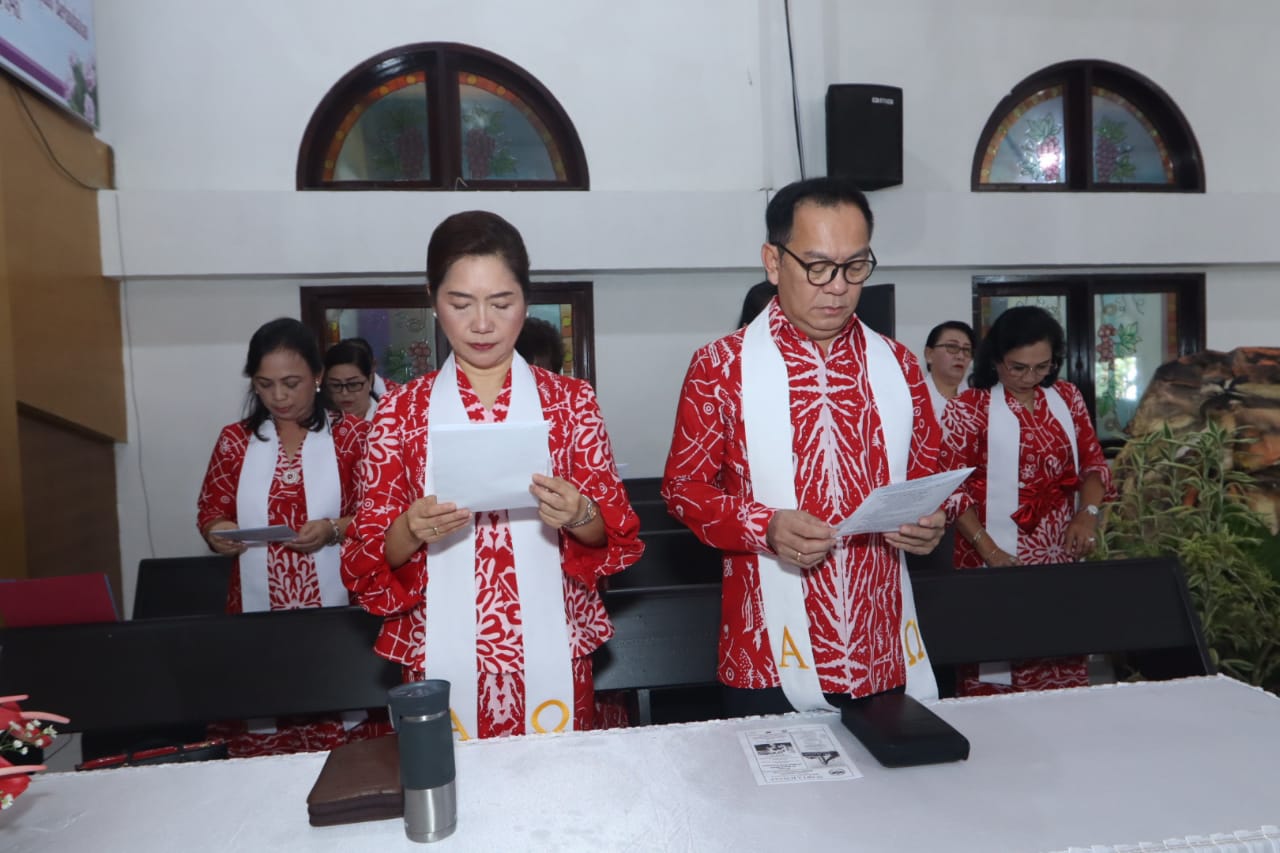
[[0, 694, 69, 810]]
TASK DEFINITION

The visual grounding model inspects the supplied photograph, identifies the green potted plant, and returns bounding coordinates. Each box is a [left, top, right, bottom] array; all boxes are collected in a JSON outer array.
[[1096, 420, 1280, 689]]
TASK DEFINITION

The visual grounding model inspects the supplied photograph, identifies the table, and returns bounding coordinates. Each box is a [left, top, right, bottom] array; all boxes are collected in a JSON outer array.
[[5, 676, 1279, 852]]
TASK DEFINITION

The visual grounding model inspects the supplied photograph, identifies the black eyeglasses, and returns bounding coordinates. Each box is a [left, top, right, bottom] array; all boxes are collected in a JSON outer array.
[[931, 342, 973, 358], [325, 379, 368, 394], [773, 243, 877, 286], [1001, 359, 1056, 379]]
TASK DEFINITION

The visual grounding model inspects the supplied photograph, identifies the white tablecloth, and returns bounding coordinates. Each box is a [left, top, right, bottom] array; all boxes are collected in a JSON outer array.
[[5, 676, 1279, 852]]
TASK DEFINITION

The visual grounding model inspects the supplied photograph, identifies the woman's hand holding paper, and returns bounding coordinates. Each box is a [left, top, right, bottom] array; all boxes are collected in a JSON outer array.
[[405, 495, 472, 546]]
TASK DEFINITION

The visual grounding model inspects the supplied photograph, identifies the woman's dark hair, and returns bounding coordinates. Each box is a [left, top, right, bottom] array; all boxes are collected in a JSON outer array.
[[426, 211, 531, 301], [765, 176, 874, 245], [971, 306, 1066, 390], [323, 339, 378, 401], [241, 317, 330, 438], [925, 320, 977, 350], [515, 316, 565, 373], [344, 336, 376, 365], [738, 280, 776, 328]]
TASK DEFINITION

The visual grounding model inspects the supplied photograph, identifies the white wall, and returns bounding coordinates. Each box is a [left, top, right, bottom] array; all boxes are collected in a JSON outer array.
[[100, 0, 1280, 610]]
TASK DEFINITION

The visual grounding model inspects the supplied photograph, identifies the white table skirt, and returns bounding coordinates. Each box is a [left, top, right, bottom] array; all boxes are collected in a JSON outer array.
[[5, 676, 1279, 853]]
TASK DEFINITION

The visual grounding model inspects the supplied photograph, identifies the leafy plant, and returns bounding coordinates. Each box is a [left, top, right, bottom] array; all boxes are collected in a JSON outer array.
[[1097, 421, 1280, 687]]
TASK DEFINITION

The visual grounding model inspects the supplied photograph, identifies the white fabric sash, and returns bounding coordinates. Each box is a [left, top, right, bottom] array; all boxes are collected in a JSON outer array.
[[927, 373, 968, 427], [742, 312, 938, 710], [236, 417, 345, 612], [423, 353, 571, 741], [986, 384, 1077, 557]]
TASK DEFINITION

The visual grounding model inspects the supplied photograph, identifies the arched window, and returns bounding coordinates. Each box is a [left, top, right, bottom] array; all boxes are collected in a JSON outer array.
[[298, 43, 588, 190], [972, 60, 1203, 192]]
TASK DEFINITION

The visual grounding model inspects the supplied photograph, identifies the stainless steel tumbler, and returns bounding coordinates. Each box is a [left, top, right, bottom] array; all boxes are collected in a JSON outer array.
[[388, 680, 456, 843]]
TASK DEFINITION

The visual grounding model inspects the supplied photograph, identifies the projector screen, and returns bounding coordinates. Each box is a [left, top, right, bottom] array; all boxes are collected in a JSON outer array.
[[0, 0, 96, 126]]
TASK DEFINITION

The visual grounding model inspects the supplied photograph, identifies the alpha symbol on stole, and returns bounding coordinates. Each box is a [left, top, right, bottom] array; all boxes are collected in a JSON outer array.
[[779, 626, 811, 670], [449, 708, 473, 742]]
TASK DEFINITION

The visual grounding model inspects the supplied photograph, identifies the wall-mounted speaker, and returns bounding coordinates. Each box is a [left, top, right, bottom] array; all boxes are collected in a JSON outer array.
[[825, 84, 903, 190]]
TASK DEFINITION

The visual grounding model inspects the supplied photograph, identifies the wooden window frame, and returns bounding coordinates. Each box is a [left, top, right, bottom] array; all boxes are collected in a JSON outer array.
[[297, 42, 588, 191], [972, 60, 1204, 193]]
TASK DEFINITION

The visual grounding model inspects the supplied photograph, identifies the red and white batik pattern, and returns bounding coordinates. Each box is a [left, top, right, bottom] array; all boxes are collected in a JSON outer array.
[[196, 413, 368, 756], [940, 380, 1114, 694], [344, 365, 643, 738], [662, 302, 944, 698], [197, 414, 368, 612]]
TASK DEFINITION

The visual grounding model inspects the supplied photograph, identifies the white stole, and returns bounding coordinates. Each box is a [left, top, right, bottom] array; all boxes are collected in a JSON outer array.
[[985, 383, 1077, 557], [236, 417, 346, 612], [927, 373, 968, 427], [742, 312, 938, 711], [422, 353, 573, 741]]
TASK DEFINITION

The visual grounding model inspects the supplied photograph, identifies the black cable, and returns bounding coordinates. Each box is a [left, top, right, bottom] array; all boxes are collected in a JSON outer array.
[[11, 84, 106, 191], [782, 0, 806, 178]]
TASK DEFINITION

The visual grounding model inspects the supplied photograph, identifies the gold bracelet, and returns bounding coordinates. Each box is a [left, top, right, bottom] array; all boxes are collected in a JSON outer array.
[[971, 529, 989, 547]]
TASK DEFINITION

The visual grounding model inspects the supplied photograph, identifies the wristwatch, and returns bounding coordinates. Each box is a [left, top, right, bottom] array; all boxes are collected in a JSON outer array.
[[1083, 504, 1100, 517]]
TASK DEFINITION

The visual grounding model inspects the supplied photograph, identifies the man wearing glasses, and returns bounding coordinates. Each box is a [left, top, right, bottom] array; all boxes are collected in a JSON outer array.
[[662, 176, 948, 716]]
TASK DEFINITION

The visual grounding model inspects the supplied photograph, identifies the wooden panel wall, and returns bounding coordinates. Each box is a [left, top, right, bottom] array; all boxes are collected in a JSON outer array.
[[18, 411, 122, 608], [0, 74, 120, 584]]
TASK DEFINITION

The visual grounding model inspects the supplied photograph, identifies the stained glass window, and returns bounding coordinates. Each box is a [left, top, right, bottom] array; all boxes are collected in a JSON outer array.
[[978, 293, 1069, 341], [299, 44, 588, 190], [328, 77, 430, 183], [972, 61, 1202, 192], [979, 88, 1067, 185], [1091, 88, 1174, 185], [460, 74, 562, 182], [324, 306, 438, 384], [1092, 291, 1180, 443]]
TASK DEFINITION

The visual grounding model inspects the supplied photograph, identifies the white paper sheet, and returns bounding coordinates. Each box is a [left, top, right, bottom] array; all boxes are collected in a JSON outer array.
[[430, 421, 551, 512], [737, 724, 862, 785], [208, 525, 297, 543], [835, 467, 974, 537]]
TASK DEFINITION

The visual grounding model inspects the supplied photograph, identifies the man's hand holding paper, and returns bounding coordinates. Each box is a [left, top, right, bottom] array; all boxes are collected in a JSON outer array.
[[883, 508, 948, 555], [836, 467, 975, 548], [767, 509, 837, 569]]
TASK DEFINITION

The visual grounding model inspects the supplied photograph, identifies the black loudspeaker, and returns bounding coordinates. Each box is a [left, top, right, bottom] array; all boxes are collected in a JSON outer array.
[[825, 84, 903, 190]]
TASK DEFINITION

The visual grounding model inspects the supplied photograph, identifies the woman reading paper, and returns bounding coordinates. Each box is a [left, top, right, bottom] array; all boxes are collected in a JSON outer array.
[[344, 211, 642, 739]]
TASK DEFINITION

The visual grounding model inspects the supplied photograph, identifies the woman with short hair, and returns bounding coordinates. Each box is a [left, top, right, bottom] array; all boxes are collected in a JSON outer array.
[[941, 305, 1113, 694]]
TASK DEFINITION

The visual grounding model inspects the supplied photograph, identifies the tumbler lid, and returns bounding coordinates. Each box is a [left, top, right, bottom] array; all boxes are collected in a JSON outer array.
[[388, 679, 450, 722]]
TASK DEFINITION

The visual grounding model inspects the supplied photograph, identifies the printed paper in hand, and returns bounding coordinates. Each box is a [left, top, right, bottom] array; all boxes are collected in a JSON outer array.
[[835, 467, 975, 537], [209, 525, 297, 543], [430, 421, 551, 512], [738, 724, 861, 785]]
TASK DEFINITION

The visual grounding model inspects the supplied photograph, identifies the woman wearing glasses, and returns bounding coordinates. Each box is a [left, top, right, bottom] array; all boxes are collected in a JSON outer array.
[[323, 339, 379, 421], [922, 321, 976, 425], [940, 305, 1112, 694]]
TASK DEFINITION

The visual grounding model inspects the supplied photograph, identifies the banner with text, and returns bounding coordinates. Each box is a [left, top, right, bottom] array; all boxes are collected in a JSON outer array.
[[0, 0, 96, 126]]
